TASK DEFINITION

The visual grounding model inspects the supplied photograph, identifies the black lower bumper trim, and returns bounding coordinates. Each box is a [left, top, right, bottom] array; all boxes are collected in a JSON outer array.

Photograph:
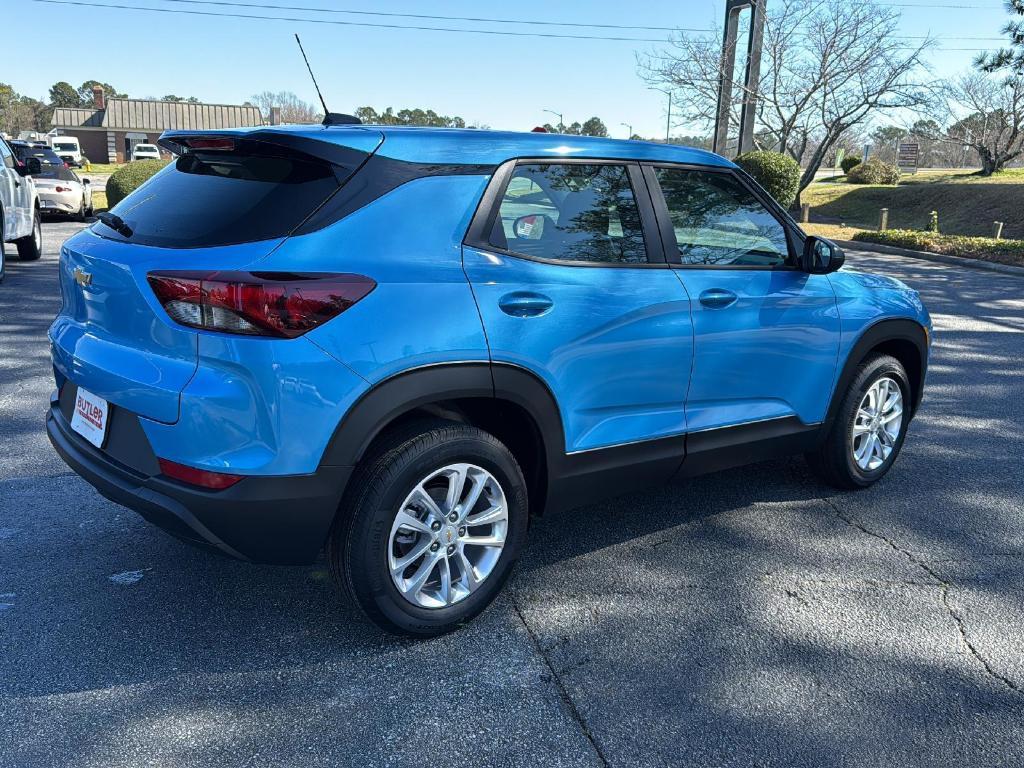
[[47, 405, 352, 565]]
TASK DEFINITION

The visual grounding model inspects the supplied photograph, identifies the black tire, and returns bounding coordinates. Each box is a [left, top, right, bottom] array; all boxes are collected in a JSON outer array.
[[806, 354, 911, 489], [328, 422, 529, 637], [76, 199, 87, 222], [16, 210, 42, 261]]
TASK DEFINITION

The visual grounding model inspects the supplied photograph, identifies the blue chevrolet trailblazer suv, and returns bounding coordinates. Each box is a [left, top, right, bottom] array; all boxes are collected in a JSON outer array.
[[47, 123, 931, 635]]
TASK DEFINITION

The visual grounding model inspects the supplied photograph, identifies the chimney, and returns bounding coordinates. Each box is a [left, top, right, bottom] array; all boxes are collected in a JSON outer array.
[[93, 85, 105, 110], [269, 106, 281, 125]]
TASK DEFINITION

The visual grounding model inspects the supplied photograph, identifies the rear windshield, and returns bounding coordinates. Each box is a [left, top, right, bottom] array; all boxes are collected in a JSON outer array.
[[35, 166, 77, 181], [94, 140, 346, 249]]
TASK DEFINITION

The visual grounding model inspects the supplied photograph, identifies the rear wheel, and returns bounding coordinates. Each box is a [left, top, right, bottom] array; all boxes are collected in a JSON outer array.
[[329, 423, 528, 636], [76, 198, 87, 222], [806, 354, 910, 489], [16, 210, 41, 261]]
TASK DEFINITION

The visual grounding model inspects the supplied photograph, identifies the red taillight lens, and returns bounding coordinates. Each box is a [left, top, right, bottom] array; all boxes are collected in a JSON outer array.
[[146, 271, 375, 338], [158, 458, 243, 490], [55, 186, 68, 192]]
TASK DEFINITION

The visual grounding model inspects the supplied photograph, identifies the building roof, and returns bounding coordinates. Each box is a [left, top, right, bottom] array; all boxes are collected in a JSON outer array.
[[160, 124, 733, 168], [51, 98, 263, 131]]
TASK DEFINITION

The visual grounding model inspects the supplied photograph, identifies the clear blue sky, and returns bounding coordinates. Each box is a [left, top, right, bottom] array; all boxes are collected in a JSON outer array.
[[4, 0, 1018, 138]]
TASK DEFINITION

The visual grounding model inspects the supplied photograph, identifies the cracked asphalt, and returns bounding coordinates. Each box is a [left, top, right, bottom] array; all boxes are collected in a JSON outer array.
[[2, 220, 1022, 767]]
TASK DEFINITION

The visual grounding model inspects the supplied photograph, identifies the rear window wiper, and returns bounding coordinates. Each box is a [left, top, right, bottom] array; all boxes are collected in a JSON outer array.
[[97, 212, 134, 239]]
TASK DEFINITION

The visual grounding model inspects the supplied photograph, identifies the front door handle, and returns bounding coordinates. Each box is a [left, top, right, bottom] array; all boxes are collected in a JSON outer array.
[[698, 288, 738, 309], [498, 291, 554, 318]]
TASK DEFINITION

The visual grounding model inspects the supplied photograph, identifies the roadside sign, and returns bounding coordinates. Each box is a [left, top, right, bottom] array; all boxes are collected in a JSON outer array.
[[897, 142, 920, 174]]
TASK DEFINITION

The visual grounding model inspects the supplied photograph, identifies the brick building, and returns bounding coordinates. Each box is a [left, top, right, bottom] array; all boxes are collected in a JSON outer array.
[[50, 86, 264, 163]]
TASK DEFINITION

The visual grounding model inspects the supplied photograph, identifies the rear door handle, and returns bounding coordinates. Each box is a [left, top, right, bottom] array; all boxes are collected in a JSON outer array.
[[498, 291, 554, 317], [698, 288, 738, 309]]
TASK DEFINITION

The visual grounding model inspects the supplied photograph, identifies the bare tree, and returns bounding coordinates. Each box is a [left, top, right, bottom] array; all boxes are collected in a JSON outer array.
[[249, 91, 321, 124], [935, 72, 1024, 174], [638, 0, 931, 204]]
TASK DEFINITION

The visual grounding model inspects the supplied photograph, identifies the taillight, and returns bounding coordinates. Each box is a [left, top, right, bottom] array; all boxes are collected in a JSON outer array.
[[55, 186, 69, 192], [158, 458, 242, 490], [146, 271, 375, 338]]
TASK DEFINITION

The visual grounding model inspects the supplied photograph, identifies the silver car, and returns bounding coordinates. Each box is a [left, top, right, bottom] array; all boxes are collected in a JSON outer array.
[[34, 165, 93, 221]]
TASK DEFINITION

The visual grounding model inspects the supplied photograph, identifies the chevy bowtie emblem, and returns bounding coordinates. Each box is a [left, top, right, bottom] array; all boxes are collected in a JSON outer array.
[[73, 267, 93, 287]]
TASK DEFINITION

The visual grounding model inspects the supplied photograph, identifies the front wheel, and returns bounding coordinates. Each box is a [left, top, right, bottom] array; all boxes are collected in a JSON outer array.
[[329, 423, 528, 636], [16, 210, 42, 261], [806, 354, 911, 489]]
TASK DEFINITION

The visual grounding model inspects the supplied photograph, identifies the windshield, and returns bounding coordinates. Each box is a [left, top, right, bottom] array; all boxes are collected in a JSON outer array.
[[52, 142, 77, 152], [135, 145, 157, 152]]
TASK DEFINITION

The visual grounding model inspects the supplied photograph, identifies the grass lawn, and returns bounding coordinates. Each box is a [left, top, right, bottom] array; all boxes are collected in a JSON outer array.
[[79, 162, 122, 174], [90, 190, 108, 212], [802, 168, 1024, 239]]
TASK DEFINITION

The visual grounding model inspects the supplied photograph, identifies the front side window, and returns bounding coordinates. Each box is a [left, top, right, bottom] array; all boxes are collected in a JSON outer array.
[[0, 141, 14, 169], [655, 168, 790, 267], [489, 163, 648, 265]]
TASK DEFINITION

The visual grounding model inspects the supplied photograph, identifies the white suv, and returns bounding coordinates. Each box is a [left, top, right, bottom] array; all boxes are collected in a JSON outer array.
[[131, 143, 161, 161], [0, 137, 42, 283]]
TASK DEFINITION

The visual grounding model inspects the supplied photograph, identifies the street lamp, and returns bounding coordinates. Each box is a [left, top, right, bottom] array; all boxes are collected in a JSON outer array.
[[621, 122, 633, 140], [649, 88, 673, 143], [543, 109, 564, 133]]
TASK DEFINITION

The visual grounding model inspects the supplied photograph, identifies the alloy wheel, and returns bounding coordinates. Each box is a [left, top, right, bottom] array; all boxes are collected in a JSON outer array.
[[851, 376, 904, 471], [387, 463, 508, 609]]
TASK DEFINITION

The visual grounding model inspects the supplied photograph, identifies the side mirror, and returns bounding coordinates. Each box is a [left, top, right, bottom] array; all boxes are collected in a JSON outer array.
[[82, 178, 91, 184], [801, 236, 845, 274]]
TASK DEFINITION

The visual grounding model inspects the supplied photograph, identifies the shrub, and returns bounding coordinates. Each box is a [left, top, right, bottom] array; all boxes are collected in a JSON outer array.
[[105, 160, 167, 207], [734, 150, 801, 208], [847, 158, 901, 185], [851, 229, 1024, 267], [840, 155, 862, 174]]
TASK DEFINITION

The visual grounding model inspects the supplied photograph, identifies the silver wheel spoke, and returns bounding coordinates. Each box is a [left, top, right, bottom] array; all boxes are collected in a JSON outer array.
[[390, 538, 433, 575], [403, 551, 441, 597], [394, 510, 431, 535], [463, 532, 505, 548], [465, 503, 506, 526], [409, 485, 444, 520], [438, 556, 452, 605], [456, 548, 481, 593], [444, 465, 469, 513], [459, 471, 487, 520]]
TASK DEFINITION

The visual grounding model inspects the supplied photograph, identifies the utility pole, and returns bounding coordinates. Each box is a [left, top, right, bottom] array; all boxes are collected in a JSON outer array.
[[712, 0, 767, 157], [543, 109, 564, 133], [621, 122, 633, 140]]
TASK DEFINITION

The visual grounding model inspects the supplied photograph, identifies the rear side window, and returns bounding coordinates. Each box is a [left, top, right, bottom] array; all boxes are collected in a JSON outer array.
[[654, 168, 790, 267], [489, 163, 648, 265], [95, 141, 345, 249]]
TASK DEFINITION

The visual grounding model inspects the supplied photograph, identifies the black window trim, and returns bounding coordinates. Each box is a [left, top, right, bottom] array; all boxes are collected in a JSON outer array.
[[463, 156, 670, 269], [641, 161, 806, 272]]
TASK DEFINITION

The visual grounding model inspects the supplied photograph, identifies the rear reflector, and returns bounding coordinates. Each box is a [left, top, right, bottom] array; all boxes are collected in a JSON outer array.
[[158, 458, 243, 490], [146, 271, 375, 338]]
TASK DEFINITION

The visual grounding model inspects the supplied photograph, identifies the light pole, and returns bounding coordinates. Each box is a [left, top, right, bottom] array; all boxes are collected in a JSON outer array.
[[543, 109, 564, 133], [649, 88, 672, 143], [621, 122, 633, 140]]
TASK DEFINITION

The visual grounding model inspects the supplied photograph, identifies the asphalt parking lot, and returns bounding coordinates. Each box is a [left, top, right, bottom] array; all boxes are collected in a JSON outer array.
[[1, 219, 1022, 767]]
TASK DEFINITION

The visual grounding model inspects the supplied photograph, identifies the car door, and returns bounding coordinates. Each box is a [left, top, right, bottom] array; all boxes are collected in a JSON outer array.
[[463, 159, 694, 454], [0, 139, 23, 238], [644, 164, 840, 434]]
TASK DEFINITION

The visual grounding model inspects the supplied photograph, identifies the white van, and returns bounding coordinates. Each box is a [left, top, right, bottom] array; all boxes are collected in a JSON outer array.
[[49, 136, 83, 167]]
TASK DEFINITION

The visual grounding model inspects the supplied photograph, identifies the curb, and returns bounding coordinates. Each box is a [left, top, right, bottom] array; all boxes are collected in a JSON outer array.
[[832, 239, 1024, 278]]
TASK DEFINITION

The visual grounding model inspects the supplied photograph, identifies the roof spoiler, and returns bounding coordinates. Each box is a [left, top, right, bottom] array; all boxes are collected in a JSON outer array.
[[157, 128, 383, 169]]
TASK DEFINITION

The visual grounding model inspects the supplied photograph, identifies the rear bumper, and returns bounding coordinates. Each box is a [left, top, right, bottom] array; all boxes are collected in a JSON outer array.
[[47, 396, 352, 565]]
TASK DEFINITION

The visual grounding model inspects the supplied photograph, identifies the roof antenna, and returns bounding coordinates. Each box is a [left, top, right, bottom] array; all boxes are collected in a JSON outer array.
[[294, 33, 361, 127]]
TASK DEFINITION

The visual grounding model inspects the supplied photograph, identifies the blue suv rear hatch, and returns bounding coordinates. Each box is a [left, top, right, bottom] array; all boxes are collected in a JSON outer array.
[[50, 127, 384, 424]]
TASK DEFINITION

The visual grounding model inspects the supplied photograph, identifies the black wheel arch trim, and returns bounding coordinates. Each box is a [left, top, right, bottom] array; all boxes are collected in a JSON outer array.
[[826, 318, 928, 427]]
